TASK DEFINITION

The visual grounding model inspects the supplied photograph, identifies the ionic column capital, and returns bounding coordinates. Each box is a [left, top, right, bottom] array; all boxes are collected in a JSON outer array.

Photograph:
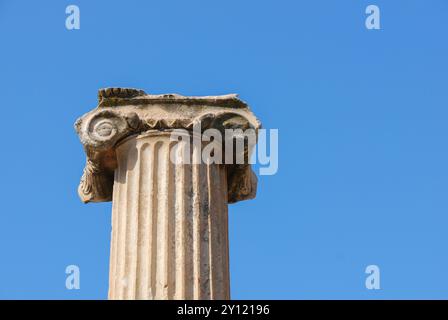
[[74, 88, 261, 204]]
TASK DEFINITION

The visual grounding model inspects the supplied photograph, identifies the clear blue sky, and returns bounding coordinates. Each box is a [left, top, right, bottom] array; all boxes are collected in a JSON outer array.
[[0, 0, 447, 299]]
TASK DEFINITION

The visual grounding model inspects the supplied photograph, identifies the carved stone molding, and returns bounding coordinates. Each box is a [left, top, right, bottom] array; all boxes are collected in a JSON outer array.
[[75, 88, 261, 204]]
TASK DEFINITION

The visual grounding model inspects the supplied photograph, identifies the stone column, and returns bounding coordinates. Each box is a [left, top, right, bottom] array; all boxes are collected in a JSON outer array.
[[110, 130, 229, 299], [74, 88, 260, 300]]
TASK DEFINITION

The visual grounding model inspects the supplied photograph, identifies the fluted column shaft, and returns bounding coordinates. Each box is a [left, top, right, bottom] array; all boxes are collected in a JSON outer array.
[[108, 130, 230, 300]]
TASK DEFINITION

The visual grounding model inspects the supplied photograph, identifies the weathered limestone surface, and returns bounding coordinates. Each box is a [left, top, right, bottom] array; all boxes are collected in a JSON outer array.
[[110, 131, 229, 299], [75, 88, 260, 300]]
